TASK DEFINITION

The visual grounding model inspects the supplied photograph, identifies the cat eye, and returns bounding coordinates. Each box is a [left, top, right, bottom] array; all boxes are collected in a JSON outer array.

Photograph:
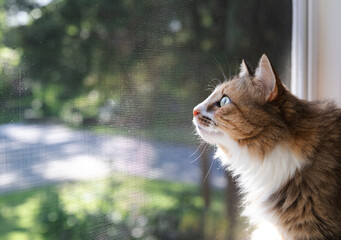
[[220, 96, 231, 107]]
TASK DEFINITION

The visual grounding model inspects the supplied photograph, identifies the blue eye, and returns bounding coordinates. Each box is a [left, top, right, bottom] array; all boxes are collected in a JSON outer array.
[[220, 96, 231, 107]]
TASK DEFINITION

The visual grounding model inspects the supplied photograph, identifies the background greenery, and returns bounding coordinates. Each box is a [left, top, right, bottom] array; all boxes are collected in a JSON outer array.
[[0, 0, 291, 130], [0, 0, 291, 239], [0, 175, 247, 240]]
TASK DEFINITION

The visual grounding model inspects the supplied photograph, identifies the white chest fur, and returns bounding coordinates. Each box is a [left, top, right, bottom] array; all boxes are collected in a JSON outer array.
[[215, 136, 304, 227]]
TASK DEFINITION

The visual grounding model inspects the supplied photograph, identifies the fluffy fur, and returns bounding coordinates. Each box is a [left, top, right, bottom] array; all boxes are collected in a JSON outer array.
[[193, 55, 341, 240]]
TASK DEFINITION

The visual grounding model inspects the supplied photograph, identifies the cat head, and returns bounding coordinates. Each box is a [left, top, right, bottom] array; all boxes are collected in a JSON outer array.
[[193, 54, 288, 156]]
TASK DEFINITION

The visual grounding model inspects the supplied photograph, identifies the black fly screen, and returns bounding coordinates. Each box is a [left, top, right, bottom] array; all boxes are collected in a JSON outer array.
[[0, 0, 291, 239]]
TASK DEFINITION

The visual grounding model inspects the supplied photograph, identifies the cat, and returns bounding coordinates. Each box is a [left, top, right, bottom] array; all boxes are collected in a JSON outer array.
[[192, 54, 341, 240]]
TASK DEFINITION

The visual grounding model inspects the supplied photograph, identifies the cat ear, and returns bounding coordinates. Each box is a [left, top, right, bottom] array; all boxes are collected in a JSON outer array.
[[239, 59, 252, 78], [255, 54, 278, 102]]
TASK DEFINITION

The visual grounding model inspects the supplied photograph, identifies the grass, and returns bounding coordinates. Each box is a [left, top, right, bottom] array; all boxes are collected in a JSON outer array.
[[0, 187, 42, 240], [0, 174, 247, 240]]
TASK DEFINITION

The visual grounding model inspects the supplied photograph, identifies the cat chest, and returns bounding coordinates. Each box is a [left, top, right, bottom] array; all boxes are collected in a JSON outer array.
[[216, 144, 304, 221]]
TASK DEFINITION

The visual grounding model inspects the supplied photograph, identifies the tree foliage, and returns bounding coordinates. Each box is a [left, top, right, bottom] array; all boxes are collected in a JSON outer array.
[[1, 0, 291, 126]]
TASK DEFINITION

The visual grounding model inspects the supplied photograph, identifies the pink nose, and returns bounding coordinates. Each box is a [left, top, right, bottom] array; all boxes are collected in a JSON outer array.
[[193, 109, 201, 117]]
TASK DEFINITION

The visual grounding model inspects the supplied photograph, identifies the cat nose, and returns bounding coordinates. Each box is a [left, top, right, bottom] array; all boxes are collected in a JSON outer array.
[[193, 109, 201, 117]]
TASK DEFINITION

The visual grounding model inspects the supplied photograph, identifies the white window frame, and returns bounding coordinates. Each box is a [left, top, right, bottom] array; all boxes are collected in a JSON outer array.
[[292, 0, 341, 105], [291, 0, 318, 101]]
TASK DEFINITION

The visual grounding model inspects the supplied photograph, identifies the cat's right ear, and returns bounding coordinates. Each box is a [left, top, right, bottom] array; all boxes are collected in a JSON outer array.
[[239, 59, 252, 78]]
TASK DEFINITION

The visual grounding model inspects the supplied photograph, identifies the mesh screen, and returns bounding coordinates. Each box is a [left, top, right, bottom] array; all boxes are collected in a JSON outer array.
[[0, 0, 291, 239]]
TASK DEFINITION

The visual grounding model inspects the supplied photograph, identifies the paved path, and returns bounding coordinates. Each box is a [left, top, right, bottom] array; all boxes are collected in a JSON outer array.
[[0, 123, 226, 194]]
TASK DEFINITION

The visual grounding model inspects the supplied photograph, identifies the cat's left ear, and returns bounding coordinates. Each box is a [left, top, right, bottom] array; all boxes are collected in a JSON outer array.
[[255, 54, 278, 102]]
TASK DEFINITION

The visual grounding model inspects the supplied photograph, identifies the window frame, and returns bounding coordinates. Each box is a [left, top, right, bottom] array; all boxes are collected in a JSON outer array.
[[291, 0, 318, 101]]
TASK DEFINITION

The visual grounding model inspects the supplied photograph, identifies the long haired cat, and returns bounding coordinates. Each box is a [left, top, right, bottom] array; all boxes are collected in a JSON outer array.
[[193, 54, 341, 240]]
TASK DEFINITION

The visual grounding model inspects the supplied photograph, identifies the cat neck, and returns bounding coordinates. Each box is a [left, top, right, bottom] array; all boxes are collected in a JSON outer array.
[[216, 136, 304, 222]]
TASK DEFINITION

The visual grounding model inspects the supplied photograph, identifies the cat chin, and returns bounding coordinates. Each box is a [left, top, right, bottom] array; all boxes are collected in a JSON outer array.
[[195, 126, 224, 144]]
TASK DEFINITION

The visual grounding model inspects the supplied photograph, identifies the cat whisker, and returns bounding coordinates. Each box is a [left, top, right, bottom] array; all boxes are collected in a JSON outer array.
[[190, 141, 204, 158], [206, 86, 215, 92], [203, 157, 215, 183], [206, 78, 221, 92], [233, 55, 239, 76], [189, 143, 208, 164], [204, 73, 215, 82], [225, 55, 232, 79], [210, 56, 228, 81]]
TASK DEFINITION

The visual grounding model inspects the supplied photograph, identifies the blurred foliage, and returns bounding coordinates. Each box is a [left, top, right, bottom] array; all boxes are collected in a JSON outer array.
[[0, 175, 247, 240], [0, 0, 291, 130], [0, 1, 292, 239], [0, 1, 292, 238]]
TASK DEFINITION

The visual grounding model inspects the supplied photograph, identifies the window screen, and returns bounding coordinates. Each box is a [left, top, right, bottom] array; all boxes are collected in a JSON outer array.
[[0, 0, 291, 239]]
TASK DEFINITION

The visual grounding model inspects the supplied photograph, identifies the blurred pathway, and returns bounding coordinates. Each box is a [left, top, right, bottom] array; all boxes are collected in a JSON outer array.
[[0, 123, 226, 194]]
